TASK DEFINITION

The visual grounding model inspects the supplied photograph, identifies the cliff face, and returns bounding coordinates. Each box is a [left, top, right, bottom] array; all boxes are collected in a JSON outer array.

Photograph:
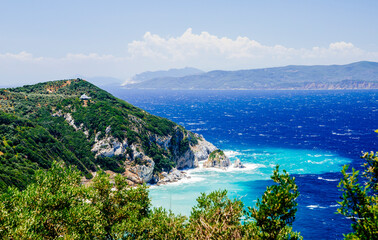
[[0, 79, 219, 188]]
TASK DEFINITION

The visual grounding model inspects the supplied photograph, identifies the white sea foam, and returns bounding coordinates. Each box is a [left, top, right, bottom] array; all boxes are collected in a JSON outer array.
[[187, 121, 206, 126], [189, 128, 208, 131], [307, 154, 323, 157], [318, 177, 338, 182], [149, 174, 206, 188], [307, 205, 328, 209], [332, 131, 352, 136], [307, 160, 329, 164], [259, 134, 269, 136], [329, 204, 340, 208], [166, 175, 206, 186], [224, 150, 242, 158], [350, 137, 360, 140], [183, 162, 265, 176]]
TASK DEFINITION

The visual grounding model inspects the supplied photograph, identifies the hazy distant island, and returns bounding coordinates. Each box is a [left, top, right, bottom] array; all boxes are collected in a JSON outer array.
[[123, 61, 378, 90], [128, 67, 204, 84]]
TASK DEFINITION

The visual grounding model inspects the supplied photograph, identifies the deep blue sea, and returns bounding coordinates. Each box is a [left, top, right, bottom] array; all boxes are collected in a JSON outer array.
[[115, 89, 377, 240]]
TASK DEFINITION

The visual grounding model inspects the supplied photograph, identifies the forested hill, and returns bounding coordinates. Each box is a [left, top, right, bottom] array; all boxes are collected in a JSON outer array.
[[0, 79, 215, 190], [124, 61, 378, 90]]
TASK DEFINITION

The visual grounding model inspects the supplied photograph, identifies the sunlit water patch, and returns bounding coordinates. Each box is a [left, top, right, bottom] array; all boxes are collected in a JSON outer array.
[[149, 146, 350, 216]]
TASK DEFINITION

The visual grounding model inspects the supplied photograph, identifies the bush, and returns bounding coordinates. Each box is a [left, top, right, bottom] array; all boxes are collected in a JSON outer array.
[[337, 151, 378, 239], [0, 163, 302, 239], [245, 166, 302, 240]]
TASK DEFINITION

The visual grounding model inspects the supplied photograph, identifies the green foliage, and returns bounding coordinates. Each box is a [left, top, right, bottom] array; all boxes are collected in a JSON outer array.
[[140, 208, 188, 240], [245, 166, 302, 240], [337, 152, 378, 239], [0, 162, 302, 239], [90, 171, 150, 239], [186, 166, 301, 240], [188, 131, 199, 145], [153, 155, 175, 173], [209, 149, 225, 161], [0, 111, 92, 191], [0, 162, 104, 239], [188, 189, 245, 239], [94, 155, 125, 173], [0, 162, 152, 239]]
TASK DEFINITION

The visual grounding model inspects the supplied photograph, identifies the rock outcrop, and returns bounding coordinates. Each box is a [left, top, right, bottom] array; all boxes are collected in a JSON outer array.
[[233, 158, 245, 168], [128, 160, 155, 183], [170, 130, 217, 169], [203, 149, 231, 169], [54, 102, 220, 185], [155, 168, 189, 185], [191, 137, 218, 167], [91, 134, 128, 158]]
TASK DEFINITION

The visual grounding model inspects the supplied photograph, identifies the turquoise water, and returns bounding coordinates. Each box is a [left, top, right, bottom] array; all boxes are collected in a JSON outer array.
[[149, 146, 350, 216]]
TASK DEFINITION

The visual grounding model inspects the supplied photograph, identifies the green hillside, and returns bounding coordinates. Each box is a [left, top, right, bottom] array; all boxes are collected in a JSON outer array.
[[0, 79, 206, 190]]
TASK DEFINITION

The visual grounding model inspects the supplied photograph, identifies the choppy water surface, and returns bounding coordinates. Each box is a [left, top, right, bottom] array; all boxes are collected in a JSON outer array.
[[116, 89, 377, 239]]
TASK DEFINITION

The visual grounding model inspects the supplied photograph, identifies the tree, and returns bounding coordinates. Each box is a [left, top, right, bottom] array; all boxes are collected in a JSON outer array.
[[187, 166, 301, 240], [188, 189, 245, 239], [245, 165, 302, 240], [0, 162, 302, 239], [90, 171, 150, 239], [140, 207, 188, 240], [337, 151, 378, 239], [0, 161, 104, 239]]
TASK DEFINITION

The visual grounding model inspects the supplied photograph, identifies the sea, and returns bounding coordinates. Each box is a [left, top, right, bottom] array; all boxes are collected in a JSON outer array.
[[114, 89, 377, 239]]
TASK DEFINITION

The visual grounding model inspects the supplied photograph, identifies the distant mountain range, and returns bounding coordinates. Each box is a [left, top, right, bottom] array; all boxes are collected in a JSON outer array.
[[123, 61, 378, 90], [127, 67, 204, 84]]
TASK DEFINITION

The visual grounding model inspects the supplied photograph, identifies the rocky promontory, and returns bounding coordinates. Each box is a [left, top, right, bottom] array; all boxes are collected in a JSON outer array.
[[0, 78, 245, 189], [203, 149, 231, 169]]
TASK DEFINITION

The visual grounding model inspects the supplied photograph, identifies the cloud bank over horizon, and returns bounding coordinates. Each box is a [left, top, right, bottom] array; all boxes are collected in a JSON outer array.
[[1, 28, 378, 86]]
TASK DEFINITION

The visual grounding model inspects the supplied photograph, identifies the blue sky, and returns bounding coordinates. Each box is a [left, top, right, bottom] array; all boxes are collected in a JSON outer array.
[[1, 0, 378, 85]]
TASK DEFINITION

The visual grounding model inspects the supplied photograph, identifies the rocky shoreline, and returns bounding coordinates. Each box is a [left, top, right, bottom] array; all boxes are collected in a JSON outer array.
[[55, 108, 241, 186], [153, 156, 246, 186]]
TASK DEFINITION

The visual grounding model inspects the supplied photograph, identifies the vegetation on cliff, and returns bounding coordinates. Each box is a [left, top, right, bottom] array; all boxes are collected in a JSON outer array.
[[0, 79, 206, 189], [203, 149, 230, 168]]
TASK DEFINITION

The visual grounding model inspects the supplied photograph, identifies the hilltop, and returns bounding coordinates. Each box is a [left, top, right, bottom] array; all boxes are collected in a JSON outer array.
[[0, 79, 217, 190], [124, 61, 378, 90]]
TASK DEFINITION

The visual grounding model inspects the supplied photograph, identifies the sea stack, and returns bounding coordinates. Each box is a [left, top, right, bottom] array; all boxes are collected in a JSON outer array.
[[203, 149, 231, 169]]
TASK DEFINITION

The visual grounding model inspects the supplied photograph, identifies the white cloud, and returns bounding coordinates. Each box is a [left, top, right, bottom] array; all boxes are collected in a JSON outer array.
[[0, 51, 43, 61], [128, 28, 268, 60], [127, 28, 376, 64], [329, 41, 354, 50], [1, 28, 378, 86]]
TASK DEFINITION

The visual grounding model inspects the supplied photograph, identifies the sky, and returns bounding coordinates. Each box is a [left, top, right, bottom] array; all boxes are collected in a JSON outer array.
[[1, 0, 378, 86]]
